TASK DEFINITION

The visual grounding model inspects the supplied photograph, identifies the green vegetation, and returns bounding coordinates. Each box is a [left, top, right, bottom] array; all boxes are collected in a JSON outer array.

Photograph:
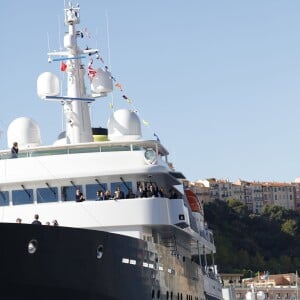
[[204, 200, 300, 276]]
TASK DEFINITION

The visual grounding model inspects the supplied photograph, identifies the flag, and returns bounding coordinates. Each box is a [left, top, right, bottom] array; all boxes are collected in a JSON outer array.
[[142, 119, 150, 126], [154, 133, 160, 142], [60, 61, 67, 72], [122, 95, 131, 103], [260, 271, 269, 280], [115, 83, 123, 91], [88, 65, 97, 79], [264, 271, 269, 279]]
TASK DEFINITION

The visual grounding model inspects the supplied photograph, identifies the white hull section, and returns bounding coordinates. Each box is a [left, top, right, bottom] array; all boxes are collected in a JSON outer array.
[[0, 197, 185, 232], [0, 148, 168, 186]]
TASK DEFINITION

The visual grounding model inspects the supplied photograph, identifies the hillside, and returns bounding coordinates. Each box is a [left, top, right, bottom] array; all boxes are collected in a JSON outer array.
[[203, 200, 300, 277]]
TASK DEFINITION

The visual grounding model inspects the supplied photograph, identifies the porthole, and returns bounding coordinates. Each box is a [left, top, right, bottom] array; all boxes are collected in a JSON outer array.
[[28, 239, 38, 254], [96, 245, 103, 259]]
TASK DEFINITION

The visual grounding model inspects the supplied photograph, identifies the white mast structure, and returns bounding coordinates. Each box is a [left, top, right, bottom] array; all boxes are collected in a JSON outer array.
[[37, 2, 113, 145]]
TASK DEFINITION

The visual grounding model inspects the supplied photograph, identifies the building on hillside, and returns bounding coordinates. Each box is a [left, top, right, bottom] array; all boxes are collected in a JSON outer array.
[[189, 180, 211, 204], [262, 182, 294, 211], [292, 180, 300, 211], [189, 178, 298, 213], [234, 180, 253, 212], [250, 182, 264, 214], [196, 178, 239, 203]]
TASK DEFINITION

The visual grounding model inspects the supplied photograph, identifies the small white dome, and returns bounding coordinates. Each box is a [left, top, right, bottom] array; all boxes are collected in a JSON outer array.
[[91, 68, 113, 96], [7, 117, 42, 148], [107, 109, 142, 141], [37, 72, 60, 99]]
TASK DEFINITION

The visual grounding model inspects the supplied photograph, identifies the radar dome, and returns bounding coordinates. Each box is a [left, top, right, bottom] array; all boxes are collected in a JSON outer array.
[[7, 117, 42, 148], [37, 72, 60, 99], [107, 109, 141, 141], [90, 68, 113, 96]]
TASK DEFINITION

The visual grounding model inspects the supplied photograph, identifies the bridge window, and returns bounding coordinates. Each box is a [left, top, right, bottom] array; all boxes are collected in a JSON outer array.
[[12, 189, 33, 205], [0, 191, 9, 206], [61, 185, 82, 201], [86, 183, 107, 200], [37, 187, 58, 203]]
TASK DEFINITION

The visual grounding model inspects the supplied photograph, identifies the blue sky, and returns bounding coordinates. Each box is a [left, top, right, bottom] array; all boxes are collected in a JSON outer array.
[[1, 1, 300, 183]]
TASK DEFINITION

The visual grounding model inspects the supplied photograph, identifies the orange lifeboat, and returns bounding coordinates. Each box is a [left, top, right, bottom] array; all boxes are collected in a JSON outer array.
[[184, 189, 202, 213]]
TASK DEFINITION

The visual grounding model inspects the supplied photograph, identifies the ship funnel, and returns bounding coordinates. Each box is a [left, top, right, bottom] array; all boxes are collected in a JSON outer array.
[[37, 72, 60, 99]]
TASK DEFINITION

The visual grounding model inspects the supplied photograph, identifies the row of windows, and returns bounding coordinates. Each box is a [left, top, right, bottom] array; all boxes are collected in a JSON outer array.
[[151, 289, 201, 300], [0, 181, 132, 206], [1, 144, 144, 159]]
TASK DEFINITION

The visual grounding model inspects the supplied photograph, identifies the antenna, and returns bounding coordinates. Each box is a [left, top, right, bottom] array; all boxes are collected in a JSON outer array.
[[105, 10, 114, 110], [58, 15, 62, 51], [47, 32, 51, 52], [105, 10, 111, 69]]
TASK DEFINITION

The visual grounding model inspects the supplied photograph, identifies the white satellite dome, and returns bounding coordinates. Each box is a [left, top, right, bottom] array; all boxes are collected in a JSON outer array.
[[107, 109, 142, 141], [37, 72, 60, 99], [90, 68, 113, 96], [7, 117, 42, 148]]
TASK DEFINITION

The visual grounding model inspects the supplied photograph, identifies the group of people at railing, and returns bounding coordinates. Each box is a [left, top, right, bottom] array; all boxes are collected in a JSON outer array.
[[16, 214, 59, 226], [75, 181, 180, 202]]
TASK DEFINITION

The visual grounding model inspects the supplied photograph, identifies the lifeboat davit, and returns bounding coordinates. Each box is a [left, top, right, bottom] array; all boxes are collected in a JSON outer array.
[[184, 189, 202, 213]]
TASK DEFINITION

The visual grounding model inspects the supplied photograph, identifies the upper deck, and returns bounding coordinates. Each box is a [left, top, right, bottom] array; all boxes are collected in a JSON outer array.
[[0, 139, 169, 160]]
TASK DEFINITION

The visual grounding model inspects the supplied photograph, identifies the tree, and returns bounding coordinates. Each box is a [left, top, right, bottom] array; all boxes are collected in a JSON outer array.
[[227, 199, 248, 216], [281, 219, 297, 236]]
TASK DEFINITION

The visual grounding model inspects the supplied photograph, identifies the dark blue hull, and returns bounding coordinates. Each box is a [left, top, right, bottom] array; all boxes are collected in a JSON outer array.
[[0, 223, 205, 300]]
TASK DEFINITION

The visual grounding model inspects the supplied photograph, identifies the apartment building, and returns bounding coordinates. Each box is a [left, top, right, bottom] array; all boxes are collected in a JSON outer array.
[[292, 179, 300, 210], [262, 182, 294, 211], [189, 178, 298, 213]]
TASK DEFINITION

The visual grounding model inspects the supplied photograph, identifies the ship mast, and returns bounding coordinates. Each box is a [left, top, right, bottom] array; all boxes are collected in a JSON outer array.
[[37, 1, 113, 145], [46, 3, 97, 144], [62, 4, 92, 143]]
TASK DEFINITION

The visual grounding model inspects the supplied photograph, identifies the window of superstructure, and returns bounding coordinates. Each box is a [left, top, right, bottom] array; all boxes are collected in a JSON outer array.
[[61, 185, 82, 201], [86, 183, 107, 200], [101, 145, 131, 152], [12, 189, 34, 205], [37, 187, 58, 203], [69, 147, 100, 154], [132, 145, 142, 150], [111, 181, 132, 199], [30, 148, 68, 157], [0, 191, 9, 206]]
